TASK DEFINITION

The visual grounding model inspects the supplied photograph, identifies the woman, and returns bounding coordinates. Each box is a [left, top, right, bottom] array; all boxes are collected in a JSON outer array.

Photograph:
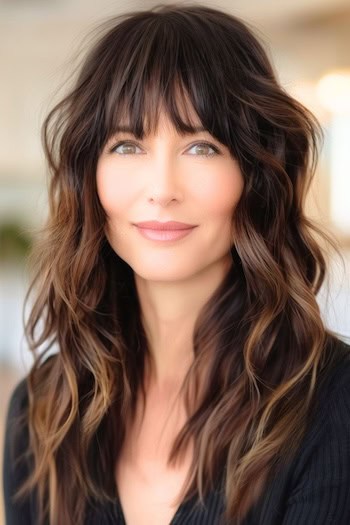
[[3, 3, 350, 525]]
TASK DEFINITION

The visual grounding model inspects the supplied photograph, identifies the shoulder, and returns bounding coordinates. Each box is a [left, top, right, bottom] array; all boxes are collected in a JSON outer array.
[[278, 339, 350, 517], [2, 375, 30, 523], [6, 375, 29, 425], [6, 353, 58, 413], [313, 337, 350, 416], [4, 376, 30, 467], [296, 336, 350, 445], [242, 338, 350, 524], [4, 353, 59, 460], [289, 337, 350, 471], [271, 337, 350, 481], [3, 353, 59, 525]]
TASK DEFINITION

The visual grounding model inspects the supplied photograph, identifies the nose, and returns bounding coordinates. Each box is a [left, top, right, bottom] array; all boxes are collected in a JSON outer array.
[[146, 153, 183, 206]]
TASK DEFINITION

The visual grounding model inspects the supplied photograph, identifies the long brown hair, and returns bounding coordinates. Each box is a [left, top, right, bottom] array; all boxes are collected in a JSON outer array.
[[13, 3, 341, 524]]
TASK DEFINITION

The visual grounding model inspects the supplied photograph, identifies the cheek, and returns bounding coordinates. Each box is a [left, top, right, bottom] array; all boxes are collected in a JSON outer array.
[[195, 164, 244, 217], [96, 163, 134, 215]]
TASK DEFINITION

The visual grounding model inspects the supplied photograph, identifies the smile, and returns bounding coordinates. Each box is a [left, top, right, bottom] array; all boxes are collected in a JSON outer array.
[[135, 225, 197, 242]]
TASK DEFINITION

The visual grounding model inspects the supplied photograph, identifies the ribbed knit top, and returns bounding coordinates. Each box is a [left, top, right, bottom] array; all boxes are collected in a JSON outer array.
[[3, 339, 350, 524]]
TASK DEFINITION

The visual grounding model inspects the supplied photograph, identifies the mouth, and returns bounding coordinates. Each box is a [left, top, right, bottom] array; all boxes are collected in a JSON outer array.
[[134, 224, 197, 242]]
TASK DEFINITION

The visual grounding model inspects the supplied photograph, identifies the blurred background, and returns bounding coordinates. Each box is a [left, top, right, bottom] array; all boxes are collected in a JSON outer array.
[[1, 0, 350, 521]]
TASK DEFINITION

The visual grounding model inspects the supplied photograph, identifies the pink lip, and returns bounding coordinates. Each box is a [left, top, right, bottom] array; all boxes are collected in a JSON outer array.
[[135, 226, 195, 242], [134, 220, 196, 231]]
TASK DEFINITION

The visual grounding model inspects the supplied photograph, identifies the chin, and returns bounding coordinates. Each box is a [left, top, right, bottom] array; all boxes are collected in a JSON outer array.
[[131, 263, 200, 283]]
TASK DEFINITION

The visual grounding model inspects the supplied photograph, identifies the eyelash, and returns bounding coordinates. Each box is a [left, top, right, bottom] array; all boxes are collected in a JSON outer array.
[[109, 140, 221, 158]]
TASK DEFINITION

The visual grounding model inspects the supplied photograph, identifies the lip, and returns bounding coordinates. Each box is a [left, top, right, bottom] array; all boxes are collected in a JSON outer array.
[[134, 220, 196, 231], [135, 226, 195, 242]]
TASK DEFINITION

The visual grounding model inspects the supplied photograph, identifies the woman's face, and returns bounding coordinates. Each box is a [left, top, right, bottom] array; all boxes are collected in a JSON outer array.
[[96, 110, 244, 282]]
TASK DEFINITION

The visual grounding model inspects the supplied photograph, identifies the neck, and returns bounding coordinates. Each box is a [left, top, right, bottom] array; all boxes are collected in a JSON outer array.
[[134, 254, 233, 390]]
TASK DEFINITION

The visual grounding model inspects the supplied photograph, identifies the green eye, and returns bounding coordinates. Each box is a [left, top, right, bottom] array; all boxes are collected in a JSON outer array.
[[187, 142, 219, 157], [112, 142, 143, 155], [110, 140, 220, 157]]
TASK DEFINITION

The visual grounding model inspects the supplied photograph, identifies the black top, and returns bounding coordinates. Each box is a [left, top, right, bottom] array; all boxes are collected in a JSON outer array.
[[3, 339, 350, 525]]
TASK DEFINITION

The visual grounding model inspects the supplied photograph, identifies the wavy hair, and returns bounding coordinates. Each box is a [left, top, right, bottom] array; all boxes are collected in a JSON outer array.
[[14, 3, 340, 524]]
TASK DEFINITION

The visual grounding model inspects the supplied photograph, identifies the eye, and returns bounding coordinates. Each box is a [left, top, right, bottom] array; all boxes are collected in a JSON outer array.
[[187, 142, 219, 157], [109, 140, 220, 157], [111, 141, 143, 155]]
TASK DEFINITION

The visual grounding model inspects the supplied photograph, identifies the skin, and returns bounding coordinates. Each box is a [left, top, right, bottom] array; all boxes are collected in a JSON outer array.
[[96, 108, 244, 397]]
